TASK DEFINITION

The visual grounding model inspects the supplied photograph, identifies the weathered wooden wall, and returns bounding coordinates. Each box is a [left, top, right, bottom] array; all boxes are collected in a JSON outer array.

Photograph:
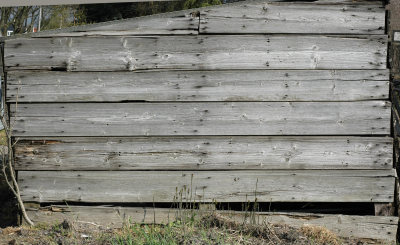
[[387, 0, 400, 220], [2, 0, 395, 208]]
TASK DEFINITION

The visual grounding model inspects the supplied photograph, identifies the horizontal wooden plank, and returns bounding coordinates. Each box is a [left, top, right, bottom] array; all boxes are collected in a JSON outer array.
[[200, 1, 385, 34], [26, 206, 398, 242], [4, 35, 387, 71], [9, 0, 376, 38], [0, 0, 177, 7], [0, 0, 380, 7], [38, 13, 199, 36], [6, 70, 389, 102], [10, 101, 391, 136], [18, 170, 396, 203], [14, 136, 393, 170]]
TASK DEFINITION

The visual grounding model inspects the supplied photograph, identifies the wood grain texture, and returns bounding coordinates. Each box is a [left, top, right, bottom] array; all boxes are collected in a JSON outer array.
[[26, 206, 398, 242], [39, 13, 199, 36], [200, 1, 385, 34], [1, 0, 179, 7], [10, 101, 391, 136], [14, 136, 393, 171], [4, 35, 387, 71], [6, 70, 389, 102], [18, 170, 396, 203]]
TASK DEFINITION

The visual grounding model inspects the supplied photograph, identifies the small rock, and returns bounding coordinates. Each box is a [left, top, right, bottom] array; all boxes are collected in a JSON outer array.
[[17, 228, 28, 236], [61, 220, 71, 230], [81, 234, 91, 239], [55, 237, 64, 245]]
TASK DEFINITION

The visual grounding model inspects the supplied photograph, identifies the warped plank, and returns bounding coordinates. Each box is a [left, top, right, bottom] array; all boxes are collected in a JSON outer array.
[[0, 0, 177, 7], [38, 13, 199, 36], [18, 170, 396, 203], [10, 101, 391, 136], [4, 35, 387, 71], [26, 206, 398, 242], [6, 70, 389, 102], [0, 0, 379, 7], [14, 136, 393, 170], [200, 1, 385, 34]]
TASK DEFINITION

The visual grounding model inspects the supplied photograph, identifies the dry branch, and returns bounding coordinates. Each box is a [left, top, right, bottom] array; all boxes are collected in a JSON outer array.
[[0, 48, 34, 226]]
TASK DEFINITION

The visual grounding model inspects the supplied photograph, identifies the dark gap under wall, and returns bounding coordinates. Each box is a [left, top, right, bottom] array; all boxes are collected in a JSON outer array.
[[36, 202, 376, 216]]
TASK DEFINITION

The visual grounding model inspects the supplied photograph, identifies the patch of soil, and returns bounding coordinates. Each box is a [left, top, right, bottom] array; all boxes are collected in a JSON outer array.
[[0, 214, 391, 245], [0, 172, 18, 228]]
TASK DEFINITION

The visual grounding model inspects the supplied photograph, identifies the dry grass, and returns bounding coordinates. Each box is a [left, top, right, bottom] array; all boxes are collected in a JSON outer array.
[[300, 224, 340, 245], [0, 130, 6, 146], [0, 213, 338, 245], [1, 213, 384, 245], [0, 214, 388, 245]]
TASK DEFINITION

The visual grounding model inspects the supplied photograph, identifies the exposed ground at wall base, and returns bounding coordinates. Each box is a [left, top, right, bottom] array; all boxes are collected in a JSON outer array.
[[2, 211, 389, 245], [20, 206, 398, 243]]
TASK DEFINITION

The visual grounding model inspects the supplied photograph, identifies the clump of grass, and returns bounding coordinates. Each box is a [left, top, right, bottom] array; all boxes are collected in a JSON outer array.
[[0, 130, 6, 146], [108, 216, 255, 245], [300, 224, 341, 245], [0, 214, 370, 245], [105, 213, 309, 245], [110, 223, 179, 245]]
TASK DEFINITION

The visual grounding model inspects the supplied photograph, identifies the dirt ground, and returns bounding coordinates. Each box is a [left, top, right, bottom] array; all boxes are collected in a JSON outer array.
[[0, 214, 387, 245], [0, 165, 18, 228]]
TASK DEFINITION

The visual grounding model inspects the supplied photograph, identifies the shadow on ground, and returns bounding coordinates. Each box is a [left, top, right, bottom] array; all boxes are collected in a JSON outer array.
[[0, 165, 17, 227]]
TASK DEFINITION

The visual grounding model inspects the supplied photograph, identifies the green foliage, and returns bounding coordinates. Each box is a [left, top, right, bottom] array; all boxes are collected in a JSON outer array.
[[80, 0, 222, 24], [112, 224, 178, 245], [183, 0, 222, 9], [40, 6, 86, 30], [0, 0, 222, 35], [80, 2, 180, 23], [0, 6, 86, 36]]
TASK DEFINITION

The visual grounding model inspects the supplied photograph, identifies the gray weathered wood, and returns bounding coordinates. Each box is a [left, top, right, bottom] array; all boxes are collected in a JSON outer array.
[[10, 101, 391, 136], [26, 206, 398, 242], [39, 13, 199, 36], [6, 70, 389, 102], [4, 35, 387, 71], [200, 1, 385, 34], [14, 136, 393, 170], [0, 0, 178, 7], [18, 170, 396, 203]]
